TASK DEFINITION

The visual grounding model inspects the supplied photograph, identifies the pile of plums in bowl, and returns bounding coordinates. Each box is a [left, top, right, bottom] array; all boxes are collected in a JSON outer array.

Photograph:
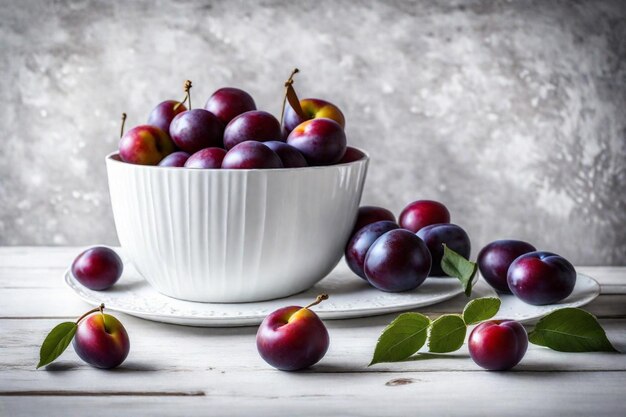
[[106, 70, 369, 303], [345, 200, 577, 305], [118, 72, 362, 169]]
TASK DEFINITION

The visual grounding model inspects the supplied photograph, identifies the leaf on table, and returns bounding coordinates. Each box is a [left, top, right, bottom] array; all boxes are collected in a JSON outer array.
[[440, 244, 477, 297], [463, 297, 501, 325], [427, 314, 467, 353], [37, 321, 77, 369], [369, 312, 431, 365], [528, 308, 618, 352]]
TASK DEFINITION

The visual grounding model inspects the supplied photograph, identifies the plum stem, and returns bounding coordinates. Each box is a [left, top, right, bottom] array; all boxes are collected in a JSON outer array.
[[280, 68, 306, 127], [99, 304, 109, 333], [174, 80, 193, 111], [304, 293, 329, 310], [120, 113, 127, 138], [75, 303, 105, 325]]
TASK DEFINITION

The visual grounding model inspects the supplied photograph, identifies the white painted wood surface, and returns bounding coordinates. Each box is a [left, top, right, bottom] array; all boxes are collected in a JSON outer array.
[[1, 247, 625, 416]]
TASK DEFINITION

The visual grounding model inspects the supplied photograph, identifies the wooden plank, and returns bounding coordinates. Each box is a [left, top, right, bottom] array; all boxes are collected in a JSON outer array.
[[0, 248, 624, 321], [577, 266, 626, 286], [0, 288, 90, 318], [0, 246, 621, 278], [1, 371, 625, 417], [0, 246, 624, 286], [577, 266, 626, 294], [1, 267, 624, 294], [1, 318, 624, 377], [0, 267, 66, 289], [1, 280, 624, 319], [0, 247, 78, 268], [583, 295, 626, 318], [601, 285, 626, 295], [1, 248, 624, 416]]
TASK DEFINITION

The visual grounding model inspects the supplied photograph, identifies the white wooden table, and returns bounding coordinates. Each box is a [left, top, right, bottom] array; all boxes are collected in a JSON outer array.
[[1, 247, 624, 416]]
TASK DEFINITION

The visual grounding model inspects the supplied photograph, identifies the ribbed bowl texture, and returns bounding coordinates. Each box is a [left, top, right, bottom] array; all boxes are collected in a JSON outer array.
[[106, 152, 369, 302]]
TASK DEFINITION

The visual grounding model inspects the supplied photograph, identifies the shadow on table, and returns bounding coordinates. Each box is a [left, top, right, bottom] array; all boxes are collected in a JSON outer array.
[[43, 361, 159, 373], [103, 362, 160, 372], [307, 353, 469, 373], [108, 280, 145, 292], [610, 341, 625, 353], [43, 361, 80, 372], [127, 316, 258, 336], [402, 353, 469, 362]]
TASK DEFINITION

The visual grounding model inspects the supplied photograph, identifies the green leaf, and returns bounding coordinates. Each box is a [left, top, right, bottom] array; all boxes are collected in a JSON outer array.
[[369, 313, 431, 365], [463, 297, 501, 325], [528, 308, 618, 352], [37, 322, 77, 369], [428, 314, 467, 353], [440, 244, 477, 297]]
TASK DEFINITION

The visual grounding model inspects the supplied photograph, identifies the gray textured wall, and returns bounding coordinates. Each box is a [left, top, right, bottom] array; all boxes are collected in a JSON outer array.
[[1, 0, 625, 265]]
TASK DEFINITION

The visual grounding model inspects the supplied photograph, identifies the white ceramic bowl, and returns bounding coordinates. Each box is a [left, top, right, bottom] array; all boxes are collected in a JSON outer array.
[[106, 151, 369, 302]]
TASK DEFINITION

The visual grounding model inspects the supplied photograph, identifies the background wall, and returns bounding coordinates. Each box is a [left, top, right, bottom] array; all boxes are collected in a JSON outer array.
[[1, 0, 625, 265]]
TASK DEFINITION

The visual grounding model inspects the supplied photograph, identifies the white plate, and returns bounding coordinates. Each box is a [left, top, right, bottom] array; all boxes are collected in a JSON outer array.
[[64, 260, 479, 327], [64, 259, 600, 327], [491, 273, 600, 323]]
